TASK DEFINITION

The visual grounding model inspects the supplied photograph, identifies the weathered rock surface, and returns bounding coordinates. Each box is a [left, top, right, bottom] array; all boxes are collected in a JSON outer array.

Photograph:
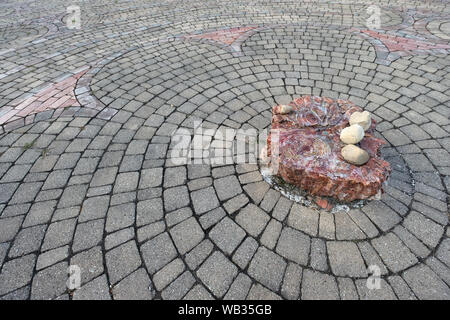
[[266, 96, 390, 202]]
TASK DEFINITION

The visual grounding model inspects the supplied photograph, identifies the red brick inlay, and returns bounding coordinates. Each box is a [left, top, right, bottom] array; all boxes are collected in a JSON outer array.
[[0, 69, 87, 125], [185, 26, 257, 47], [361, 29, 450, 52]]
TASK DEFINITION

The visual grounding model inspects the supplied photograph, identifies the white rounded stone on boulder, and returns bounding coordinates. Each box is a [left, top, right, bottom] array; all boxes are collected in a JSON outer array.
[[341, 144, 370, 165], [349, 111, 371, 130], [278, 105, 293, 114], [340, 124, 365, 144]]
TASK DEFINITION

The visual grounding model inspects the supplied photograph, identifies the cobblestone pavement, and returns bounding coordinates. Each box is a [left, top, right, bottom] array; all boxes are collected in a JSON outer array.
[[0, 0, 449, 300]]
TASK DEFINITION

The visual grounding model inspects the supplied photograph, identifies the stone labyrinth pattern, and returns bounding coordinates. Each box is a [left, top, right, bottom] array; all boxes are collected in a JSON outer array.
[[0, 0, 449, 300]]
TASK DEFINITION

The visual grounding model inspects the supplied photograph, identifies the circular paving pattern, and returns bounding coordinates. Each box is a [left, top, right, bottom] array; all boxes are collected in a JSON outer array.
[[0, 0, 449, 300]]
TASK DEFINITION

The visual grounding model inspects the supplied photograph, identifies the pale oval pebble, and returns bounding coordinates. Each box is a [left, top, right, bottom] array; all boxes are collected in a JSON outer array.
[[278, 105, 293, 114], [349, 111, 371, 131], [341, 144, 370, 165], [340, 124, 364, 144]]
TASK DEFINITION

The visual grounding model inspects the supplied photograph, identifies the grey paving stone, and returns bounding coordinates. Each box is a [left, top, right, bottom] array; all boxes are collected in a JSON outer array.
[[223, 273, 252, 300], [355, 279, 397, 300], [9, 181, 42, 204], [164, 186, 190, 212], [301, 270, 339, 300], [1, 203, 31, 218], [29, 155, 58, 173], [191, 186, 220, 215], [112, 268, 155, 300], [327, 241, 367, 277], [426, 256, 450, 286], [113, 172, 139, 193], [357, 241, 389, 275], [435, 238, 450, 268], [23, 200, 56, 227], [110, 192, 135, 206], [90, 166, 118, 187], [199, 207, 226, 230], [310, 238, 328, 272], [209, 217, 246, 255], [170, 217, 204, 255], [70, 246, 104, 285], [281, 263, 302, 300], [0, 242, 8, 266], [337, 277, 359, 300], [54, 153, 81, 170], [72, 275, 111, 300], [0, 216, 23, 243], [161, 271, 196, 300], [52, 206, 80, 222], [183, 284, 214, 300], [188, 177, 213, 191], [42, 218, 77, 251], [187, 164, 211, 179], [185, 239, 214, 270], [347, 209, 379, 238], [214, 175, 242, 201], [152, 258, 185, 291], [392, 225, 431, 258], [105, 241, 141, 284], [276, 227, 310, 265], [361, 201, 401, 232], [165, 207, 192, 228], [0, 254, 36, 296], [260, 189, 281, 213], [197, 251, 238, 298], [371, 233, 418, 273], [248, 246, 287, 291], [243, 181, 270, 204], [137, 198, 163, 226], [72, 219, 104, 253], [0, 183, 19, 204], [231, 236, 258, 270], [1, 164, 31, 182], [57, 184, 88, 208], [223, 194, 249, 214], [41, 169, 71, 190], [36, 246, 69, 271], [387, 275, 416, 300], [31, 261, 68, 300], [141, 232, 177, 274], [403, 211, 444, 248], [106, 227, 135, 250], [235, 204, 270, 237], [139, 167, 163, 188], [105, 202, 135, 233], [247, 284, 282, 300], [334, 211, 366, 240], [8, 225, 46, 258], [163, 166, 186, 188], [287, 204, 319, 236], [260, 219, 282, 250], [0, 286, 30, 300], [319, 211, 335, 239]]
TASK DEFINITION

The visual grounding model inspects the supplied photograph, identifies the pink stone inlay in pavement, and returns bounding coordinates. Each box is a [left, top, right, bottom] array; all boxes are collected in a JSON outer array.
[[0, 68, 88, 125], [361, 29, 450, 52], [185, 26, 257, 46]]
